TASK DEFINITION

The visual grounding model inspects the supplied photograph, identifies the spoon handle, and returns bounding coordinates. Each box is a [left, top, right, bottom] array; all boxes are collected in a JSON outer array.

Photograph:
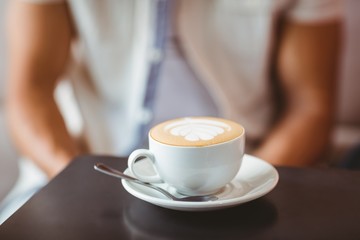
[[94, 163, 176, 200]]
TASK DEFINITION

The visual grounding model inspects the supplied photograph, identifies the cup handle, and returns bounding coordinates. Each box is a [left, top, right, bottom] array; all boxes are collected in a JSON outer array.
[[127, 149, 163, 183]]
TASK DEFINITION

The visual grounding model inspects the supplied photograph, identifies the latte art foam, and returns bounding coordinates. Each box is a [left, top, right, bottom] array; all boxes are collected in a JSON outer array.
[[164, 118, 231, 142], [150, 117, 244, 147]]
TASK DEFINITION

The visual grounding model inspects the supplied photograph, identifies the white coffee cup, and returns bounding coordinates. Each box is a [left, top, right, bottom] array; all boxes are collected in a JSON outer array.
[[128, 117, 245, 196]]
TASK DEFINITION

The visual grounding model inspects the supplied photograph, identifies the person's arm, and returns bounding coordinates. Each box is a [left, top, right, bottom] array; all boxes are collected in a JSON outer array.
[[6, 1, 81, 178], [254, 19, 341, 166]]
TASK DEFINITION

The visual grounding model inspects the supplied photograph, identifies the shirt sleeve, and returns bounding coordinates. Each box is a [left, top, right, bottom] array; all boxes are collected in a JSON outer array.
[[286, 0, 344, 23]]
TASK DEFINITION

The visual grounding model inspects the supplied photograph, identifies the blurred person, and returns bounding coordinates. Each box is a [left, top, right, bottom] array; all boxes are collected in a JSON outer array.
[[1, 0, 342, 223]]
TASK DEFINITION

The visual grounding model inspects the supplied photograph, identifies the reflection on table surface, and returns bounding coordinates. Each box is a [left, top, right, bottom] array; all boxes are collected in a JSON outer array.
[[124, 198, 278, 240]]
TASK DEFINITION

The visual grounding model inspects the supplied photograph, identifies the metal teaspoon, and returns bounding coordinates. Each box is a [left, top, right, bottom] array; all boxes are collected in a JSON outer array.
[[94, 163, 218, 202]]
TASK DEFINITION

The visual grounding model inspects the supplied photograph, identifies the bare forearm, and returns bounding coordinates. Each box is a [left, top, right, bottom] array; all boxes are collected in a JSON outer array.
[[7, 86, 80, 178], [257, 19, 341, 167], [6, 1, 76, 178], [254, 108, 333, 166]]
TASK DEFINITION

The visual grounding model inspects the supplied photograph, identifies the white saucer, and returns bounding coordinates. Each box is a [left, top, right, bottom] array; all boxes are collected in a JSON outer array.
[[121, 154, 279, 211]]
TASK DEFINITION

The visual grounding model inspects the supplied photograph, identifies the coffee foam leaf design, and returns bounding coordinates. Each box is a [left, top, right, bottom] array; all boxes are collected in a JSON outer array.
[[164, 118, 232, 142]]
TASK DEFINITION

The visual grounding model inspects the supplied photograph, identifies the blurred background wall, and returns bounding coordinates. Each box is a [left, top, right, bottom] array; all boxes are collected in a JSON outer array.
[[0, 0, 359, 201]]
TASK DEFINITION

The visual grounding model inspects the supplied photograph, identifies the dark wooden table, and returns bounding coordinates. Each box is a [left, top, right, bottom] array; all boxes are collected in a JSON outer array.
[[1, 155, 360, 240]]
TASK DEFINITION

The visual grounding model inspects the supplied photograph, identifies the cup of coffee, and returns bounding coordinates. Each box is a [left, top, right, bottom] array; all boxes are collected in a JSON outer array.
[[128, 117, 245, 196]]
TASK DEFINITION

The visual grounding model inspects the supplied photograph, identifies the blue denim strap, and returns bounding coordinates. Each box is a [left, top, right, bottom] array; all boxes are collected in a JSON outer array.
[[138, 0, 169, 147]]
